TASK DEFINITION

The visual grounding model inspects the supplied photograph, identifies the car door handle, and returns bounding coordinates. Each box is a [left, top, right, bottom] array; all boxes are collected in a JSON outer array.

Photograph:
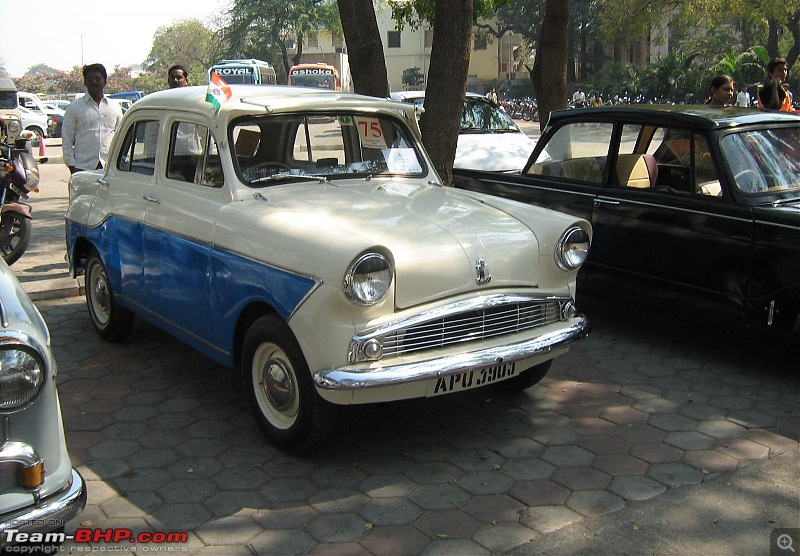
[[143, 196, 161, 204], [594, 199, 620, 206]]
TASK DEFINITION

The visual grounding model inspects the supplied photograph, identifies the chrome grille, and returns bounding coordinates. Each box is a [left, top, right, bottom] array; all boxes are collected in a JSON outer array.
[[381, 300, 563, 358]]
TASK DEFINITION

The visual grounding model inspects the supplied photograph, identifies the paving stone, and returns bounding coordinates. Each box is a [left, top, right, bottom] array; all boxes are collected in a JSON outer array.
[[663, 431, 716, 450], [250, 529, 317, 555], [529, 426, 583, 446], [457, 469, 516, 495], [618, 384, 662, 399], [508, 480, 571, 506], [649, 413, 699, 432], [608, 475, 667, 501], [358, 473, 418, 498], [520, 505, 583, 534], [726, 409, 779, 429], [566, 490, 626, 516], [449, 448, 506, 472], [592, 454, 649, 476], [490, 438, 545, 459], [716, 438, 771, 461], [414, 509, 481, 538], [566, 417, 618, 435], [552, 466, 611, 490], [540, 446, 595, 467], [524, 411, 571, 428], [360, 497, 423, 526], [472, 521, 539, 552], [746, 429, 800, 454], [614, 423, 667, 444], [647, 462, 705, 486], [600, 406, 649, 425], [194, 514, 262, 545], [418, 538, 491, 555], [405, 461, 463, 484], [579, 434, 633, 455], [307, 513, 367, 542], [709, 396, 754, 410], [683, 449, 739, 473], [632, 398, 681, 414], [252, 505, 319, 529], [463, 494, 526, 522], [308, 488, 370, 513], [696, 419, 749, 439], [498, 458, 557, 481], [360, 525, 431, 556], [679, 402, 727, 421], [629, 442, 684, 463], [409, 484, 471, 511]]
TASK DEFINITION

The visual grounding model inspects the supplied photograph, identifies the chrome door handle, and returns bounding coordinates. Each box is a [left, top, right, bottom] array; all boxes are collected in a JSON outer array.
[[594, 199, 620, 206], [143, 196, 161, 204]]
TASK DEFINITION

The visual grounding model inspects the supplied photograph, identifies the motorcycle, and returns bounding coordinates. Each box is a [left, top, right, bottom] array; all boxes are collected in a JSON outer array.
[[0, 119, 39, 265]]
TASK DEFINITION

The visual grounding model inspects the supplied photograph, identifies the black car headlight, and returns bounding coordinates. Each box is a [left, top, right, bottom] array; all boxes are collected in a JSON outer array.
[[555, 226, 590, 271], [0, 345, 46, 410], [344, 252, 393, 305]]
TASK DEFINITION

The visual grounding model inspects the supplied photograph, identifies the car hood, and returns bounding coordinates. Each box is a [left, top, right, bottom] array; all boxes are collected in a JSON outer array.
[[225, 180, 541, 309], [455, 132, 535, 172]]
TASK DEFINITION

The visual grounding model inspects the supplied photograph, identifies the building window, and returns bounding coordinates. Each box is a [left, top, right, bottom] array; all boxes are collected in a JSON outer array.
[[473, 32, 488, 51], [306, 32, 318, 48], [387, 31, 401, 48], [424, 30, 434, 48]]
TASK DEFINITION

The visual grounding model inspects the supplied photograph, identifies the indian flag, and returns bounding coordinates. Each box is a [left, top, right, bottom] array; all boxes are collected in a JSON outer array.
[[206, 71, 232, 111]]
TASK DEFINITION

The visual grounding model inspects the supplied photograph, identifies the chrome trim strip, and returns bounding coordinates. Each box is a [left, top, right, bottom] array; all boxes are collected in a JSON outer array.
[[0, 469, 87, 537], [318, 316, 589, 390]]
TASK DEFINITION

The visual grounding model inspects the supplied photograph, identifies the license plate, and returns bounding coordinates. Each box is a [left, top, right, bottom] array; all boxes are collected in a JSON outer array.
[[430, 361, 516, 396]]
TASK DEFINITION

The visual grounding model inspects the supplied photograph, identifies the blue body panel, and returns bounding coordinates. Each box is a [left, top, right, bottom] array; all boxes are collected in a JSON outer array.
[[67, 216, 317, 367]]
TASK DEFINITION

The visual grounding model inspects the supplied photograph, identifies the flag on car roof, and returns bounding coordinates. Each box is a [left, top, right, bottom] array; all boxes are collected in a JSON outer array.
[[206, 71, 232, 111]]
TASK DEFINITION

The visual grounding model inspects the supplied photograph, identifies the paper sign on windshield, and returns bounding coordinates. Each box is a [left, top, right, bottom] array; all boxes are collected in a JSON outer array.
[[354, 117, 387, 149]]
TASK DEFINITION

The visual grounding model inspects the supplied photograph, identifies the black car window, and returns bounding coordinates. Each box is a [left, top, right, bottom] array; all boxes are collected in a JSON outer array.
[[166, 122, 222, 187], [721, 127, 800, 194], [527, 122, 612, 183], [116, 120, 158, 176]]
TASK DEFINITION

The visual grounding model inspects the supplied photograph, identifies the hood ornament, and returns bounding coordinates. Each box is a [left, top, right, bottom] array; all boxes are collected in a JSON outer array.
[[475, 258, 491, 285]]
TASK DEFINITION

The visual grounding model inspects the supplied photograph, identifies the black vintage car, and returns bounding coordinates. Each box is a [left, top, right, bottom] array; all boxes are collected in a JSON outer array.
[[454, 105, 800, 336]]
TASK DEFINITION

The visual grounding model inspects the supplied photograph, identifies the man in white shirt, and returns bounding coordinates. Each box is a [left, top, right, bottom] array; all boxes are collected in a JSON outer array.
[[572, 88, 586, 107], [62, 63, 123, 173], [736, 86, 751, 108]]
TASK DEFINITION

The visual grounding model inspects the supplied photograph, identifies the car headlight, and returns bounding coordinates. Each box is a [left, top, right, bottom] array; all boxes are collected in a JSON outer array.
[[344, 252, 393, 305], [7, 120, 21, 133], [555, 226, 590, 270], [0, 346, 46, 410]]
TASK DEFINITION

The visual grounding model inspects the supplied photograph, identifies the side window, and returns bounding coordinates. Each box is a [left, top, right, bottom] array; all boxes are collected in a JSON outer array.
[[693, 133, 721, 196], [649, 128, 720, 196], [527, 122, 612, 183], [116, 120, 158, 176], [166, 121, 222, 187]]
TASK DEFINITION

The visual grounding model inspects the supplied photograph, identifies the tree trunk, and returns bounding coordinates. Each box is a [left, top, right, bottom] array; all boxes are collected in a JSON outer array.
[[420, 0, 473, 186], [337, 0, 389, 97], [531, 0, 570, 132]]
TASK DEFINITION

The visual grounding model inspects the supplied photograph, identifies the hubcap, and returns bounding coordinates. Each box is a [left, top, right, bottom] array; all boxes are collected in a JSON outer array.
[[253, 343, 299, 429], [263, 359, 294, 411], [90, 264, 111, 324]]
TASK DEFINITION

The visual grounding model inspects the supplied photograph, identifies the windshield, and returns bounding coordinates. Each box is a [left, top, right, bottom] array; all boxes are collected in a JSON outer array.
[[461, 98, 518, 133], [721, 126, 800, 194], [290, 73, 335, 89], [0, 92, 17, 109], [231, 113, 426, 186]]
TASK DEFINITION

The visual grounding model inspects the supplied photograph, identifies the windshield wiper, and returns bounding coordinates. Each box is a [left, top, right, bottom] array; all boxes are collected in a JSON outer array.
[[251, 173, 331, 185]]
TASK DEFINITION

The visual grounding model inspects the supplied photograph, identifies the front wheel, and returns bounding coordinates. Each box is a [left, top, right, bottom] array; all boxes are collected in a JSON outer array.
[[0, 210, 32, 265], [497, 360, 553, 391], [242, 315, 334, 454], [85, 249, 134, 341]]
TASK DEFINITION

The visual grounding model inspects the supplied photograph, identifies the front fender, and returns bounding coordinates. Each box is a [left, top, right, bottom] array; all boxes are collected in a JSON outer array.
[[1, 203, 32, 219]]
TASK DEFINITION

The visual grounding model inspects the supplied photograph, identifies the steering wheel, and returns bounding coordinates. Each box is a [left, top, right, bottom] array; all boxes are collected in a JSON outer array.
[[733, 169, 762, 192]]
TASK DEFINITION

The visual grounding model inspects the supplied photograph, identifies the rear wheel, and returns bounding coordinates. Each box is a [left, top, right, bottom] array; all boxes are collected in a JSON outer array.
[[0, 210, 32, 265], [497, 360, 553, 391], [242, 315, 334, 453], [85, 249, 134, 341]]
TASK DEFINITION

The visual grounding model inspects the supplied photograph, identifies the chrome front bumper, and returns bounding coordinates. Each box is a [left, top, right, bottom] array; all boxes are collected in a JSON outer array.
[[314, 315, 589, 390], [0, 468, 87, 539]]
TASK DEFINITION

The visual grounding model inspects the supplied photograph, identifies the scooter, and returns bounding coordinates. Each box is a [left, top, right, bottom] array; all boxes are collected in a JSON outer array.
[[0, 120, 39, 265]]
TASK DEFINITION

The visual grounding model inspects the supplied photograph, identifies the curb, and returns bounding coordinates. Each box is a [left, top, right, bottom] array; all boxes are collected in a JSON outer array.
[[23, 276, 84, 302]]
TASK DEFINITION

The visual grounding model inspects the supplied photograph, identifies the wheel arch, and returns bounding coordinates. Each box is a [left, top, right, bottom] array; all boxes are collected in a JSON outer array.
[[233, 301, 284, 369]]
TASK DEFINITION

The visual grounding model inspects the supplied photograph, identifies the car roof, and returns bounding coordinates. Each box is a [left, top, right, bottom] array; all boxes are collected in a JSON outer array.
[[132, 85, 418, 123], [390, 90, 487, 101], [548, 104, 800, 130]]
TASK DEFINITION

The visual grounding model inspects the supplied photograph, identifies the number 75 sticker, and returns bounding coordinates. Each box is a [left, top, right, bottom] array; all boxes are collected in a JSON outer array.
[[353, 117, 387, 149]]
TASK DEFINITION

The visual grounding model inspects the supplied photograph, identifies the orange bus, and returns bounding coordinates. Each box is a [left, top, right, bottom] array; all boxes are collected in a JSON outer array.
[[287, 63, 341, 90]]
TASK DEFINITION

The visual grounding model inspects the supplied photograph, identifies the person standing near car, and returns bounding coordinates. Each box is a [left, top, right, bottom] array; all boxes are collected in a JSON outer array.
[[704, 74, 734, 106], [62, 63, 123, 173], [758, 58, 794, 111], [167, 65, 190, 89], [736, 85, 751, 107]]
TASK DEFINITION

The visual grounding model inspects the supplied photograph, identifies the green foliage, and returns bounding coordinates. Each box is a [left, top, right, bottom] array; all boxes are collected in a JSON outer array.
[[388, 0, 509, 31], [144, 19, 224, 84]]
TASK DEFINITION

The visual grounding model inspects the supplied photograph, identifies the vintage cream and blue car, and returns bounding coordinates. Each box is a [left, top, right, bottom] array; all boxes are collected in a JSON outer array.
[[65, 86, 591, 452], [0, 259, 86, 546]]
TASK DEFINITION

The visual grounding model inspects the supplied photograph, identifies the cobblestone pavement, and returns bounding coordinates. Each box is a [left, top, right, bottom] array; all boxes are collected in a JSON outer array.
[[35, 294, 796, 555]]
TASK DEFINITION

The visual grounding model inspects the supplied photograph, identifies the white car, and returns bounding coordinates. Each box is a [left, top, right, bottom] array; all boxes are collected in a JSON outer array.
[[391, 91, 536, 172], [18, 106, 48, 139], [65, 85, 591, 453], [0, 258, 86, 548]]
